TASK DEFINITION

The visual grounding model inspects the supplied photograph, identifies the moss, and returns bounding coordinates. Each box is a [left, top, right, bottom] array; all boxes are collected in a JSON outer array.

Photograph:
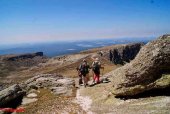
[[113, 74, 170, 97], [155, 74, 170, 87], [113, 85, 146, 97]]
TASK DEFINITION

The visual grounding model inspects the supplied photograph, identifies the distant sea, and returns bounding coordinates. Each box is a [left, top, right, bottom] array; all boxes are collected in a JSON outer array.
[[0, 38, 155, 57]]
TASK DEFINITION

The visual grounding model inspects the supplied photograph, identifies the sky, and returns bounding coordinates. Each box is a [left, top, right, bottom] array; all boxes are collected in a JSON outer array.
[[0, 0, 170, 44]]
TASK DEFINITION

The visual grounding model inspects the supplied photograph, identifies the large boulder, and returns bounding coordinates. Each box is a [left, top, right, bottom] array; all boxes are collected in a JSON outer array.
[[110, 35, 170, 96], [0, 84, 26, 107], [109, 43, 144, 64]]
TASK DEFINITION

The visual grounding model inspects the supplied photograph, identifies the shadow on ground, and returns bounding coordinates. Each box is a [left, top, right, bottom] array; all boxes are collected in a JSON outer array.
[[118, 87, 170, 100]]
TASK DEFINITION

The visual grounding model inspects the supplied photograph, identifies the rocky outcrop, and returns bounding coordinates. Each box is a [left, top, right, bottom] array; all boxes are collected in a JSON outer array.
[[4, 52, 44, 61], [109, 43, 144, 64], [0, 74, 75, 109], [1, 52, 47, 66], [110, 35, 170, 96], [22, 74, 75, 96], [0, 52, 48, 78], [0, 84, 26, 107]]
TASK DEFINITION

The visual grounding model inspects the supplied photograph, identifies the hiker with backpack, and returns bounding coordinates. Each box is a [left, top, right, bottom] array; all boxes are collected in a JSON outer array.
[[78, 59, 90, 87], [76, 67, 83, 85], [92, 58, 104, 84]]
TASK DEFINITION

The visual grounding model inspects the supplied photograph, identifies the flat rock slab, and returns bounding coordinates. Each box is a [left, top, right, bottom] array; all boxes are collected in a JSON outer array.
[[51, 87, 67, 95], [23, 74, 75, 96], [22, 98, 38, 105], [27, 93, 37, 98]]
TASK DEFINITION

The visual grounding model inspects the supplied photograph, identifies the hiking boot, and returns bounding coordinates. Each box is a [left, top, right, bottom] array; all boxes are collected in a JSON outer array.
[[96, 81, 100, 84], [84, 84, 86, 88], [92, 82, 97, 85]]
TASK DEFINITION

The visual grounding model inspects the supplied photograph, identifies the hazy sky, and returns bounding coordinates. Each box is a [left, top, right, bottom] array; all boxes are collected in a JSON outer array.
[[0, 0, 170, 44]]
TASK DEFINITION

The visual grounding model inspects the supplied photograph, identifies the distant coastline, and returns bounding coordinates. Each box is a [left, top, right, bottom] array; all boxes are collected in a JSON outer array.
[[0, 37, 154, 57]]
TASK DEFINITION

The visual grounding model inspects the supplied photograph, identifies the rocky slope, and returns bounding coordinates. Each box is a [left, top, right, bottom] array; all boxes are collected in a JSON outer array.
[[1, 36, 169, 114], [22, 74, 75, 96], [110, 34, 170, 96], [0, 43, 121, 113]]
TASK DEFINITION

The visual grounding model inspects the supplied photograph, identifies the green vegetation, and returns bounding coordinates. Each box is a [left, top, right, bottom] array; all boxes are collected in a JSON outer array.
[[155, 74, 170, 87]]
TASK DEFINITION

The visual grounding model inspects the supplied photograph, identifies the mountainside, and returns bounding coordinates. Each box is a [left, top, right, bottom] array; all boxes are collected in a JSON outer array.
[[0, 43, 142, 90], [0, 52, 47, 78], [0, 36, 170, 114]]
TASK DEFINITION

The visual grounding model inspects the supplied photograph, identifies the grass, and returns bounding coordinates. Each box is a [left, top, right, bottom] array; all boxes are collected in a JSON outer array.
[[155, 74, 170, 87], [46, 55, 121, 78], [18, 53, 121, 113], [0, 46, 122, 113], [21, 89, 85, 114]]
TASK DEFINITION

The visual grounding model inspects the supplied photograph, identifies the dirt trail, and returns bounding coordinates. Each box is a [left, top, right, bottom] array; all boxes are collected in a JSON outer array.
[[77, 76, 170, 114], [76, 89, 93, 114], [19, 51, 117, 113]]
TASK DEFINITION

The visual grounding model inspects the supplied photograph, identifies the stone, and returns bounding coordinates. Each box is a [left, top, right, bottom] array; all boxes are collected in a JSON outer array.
[[23, 74, 75, 96], [51, 87, 68, 95], [21, 98, 38, 105], [57, 79, 75, 86], [27, 93, 37, 98], [0, 84, 26, 107], [110, 34, 170, 96]]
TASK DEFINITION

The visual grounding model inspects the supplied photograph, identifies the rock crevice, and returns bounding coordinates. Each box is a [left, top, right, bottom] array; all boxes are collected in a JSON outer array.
[[109, 43, 144, 64]]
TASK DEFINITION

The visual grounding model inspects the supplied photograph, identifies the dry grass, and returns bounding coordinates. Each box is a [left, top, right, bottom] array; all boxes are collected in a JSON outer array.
[[0, 45, 123, 113], [22, 89, 85, 114], [46, 55, 121, 78]]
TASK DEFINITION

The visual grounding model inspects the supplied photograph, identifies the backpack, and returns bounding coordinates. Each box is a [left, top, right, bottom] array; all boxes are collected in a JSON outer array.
[[92, 62, 100, 74], [79, 63, 87, 75]]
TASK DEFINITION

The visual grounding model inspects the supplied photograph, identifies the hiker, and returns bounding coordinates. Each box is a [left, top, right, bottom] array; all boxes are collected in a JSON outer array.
[[76, 67, 83, 85], [92, 58, 104, 84], [78, 59, 90, 87]]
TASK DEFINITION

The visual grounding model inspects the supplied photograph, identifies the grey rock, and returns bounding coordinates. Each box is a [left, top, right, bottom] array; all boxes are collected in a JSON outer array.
[[110, 34, 170, 96], [21, 98, 38, 105], [23, 74, 75, 96], [27, 93, 37, 98], [51, 87, 73, 96], [0, 84, 26, 107], [57, 78, 75, 86]]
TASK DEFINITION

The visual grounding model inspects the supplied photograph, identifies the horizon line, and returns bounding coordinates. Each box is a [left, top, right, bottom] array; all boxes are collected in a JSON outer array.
[[0, 35, 158, 46]]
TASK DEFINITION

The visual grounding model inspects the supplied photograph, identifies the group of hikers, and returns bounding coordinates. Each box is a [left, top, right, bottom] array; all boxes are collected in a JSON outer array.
[[76, 58, 104, 87]]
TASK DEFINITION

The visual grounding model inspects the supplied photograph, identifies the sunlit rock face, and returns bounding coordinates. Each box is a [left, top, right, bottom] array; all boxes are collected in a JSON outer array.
[[110, 34, 170, 97]]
